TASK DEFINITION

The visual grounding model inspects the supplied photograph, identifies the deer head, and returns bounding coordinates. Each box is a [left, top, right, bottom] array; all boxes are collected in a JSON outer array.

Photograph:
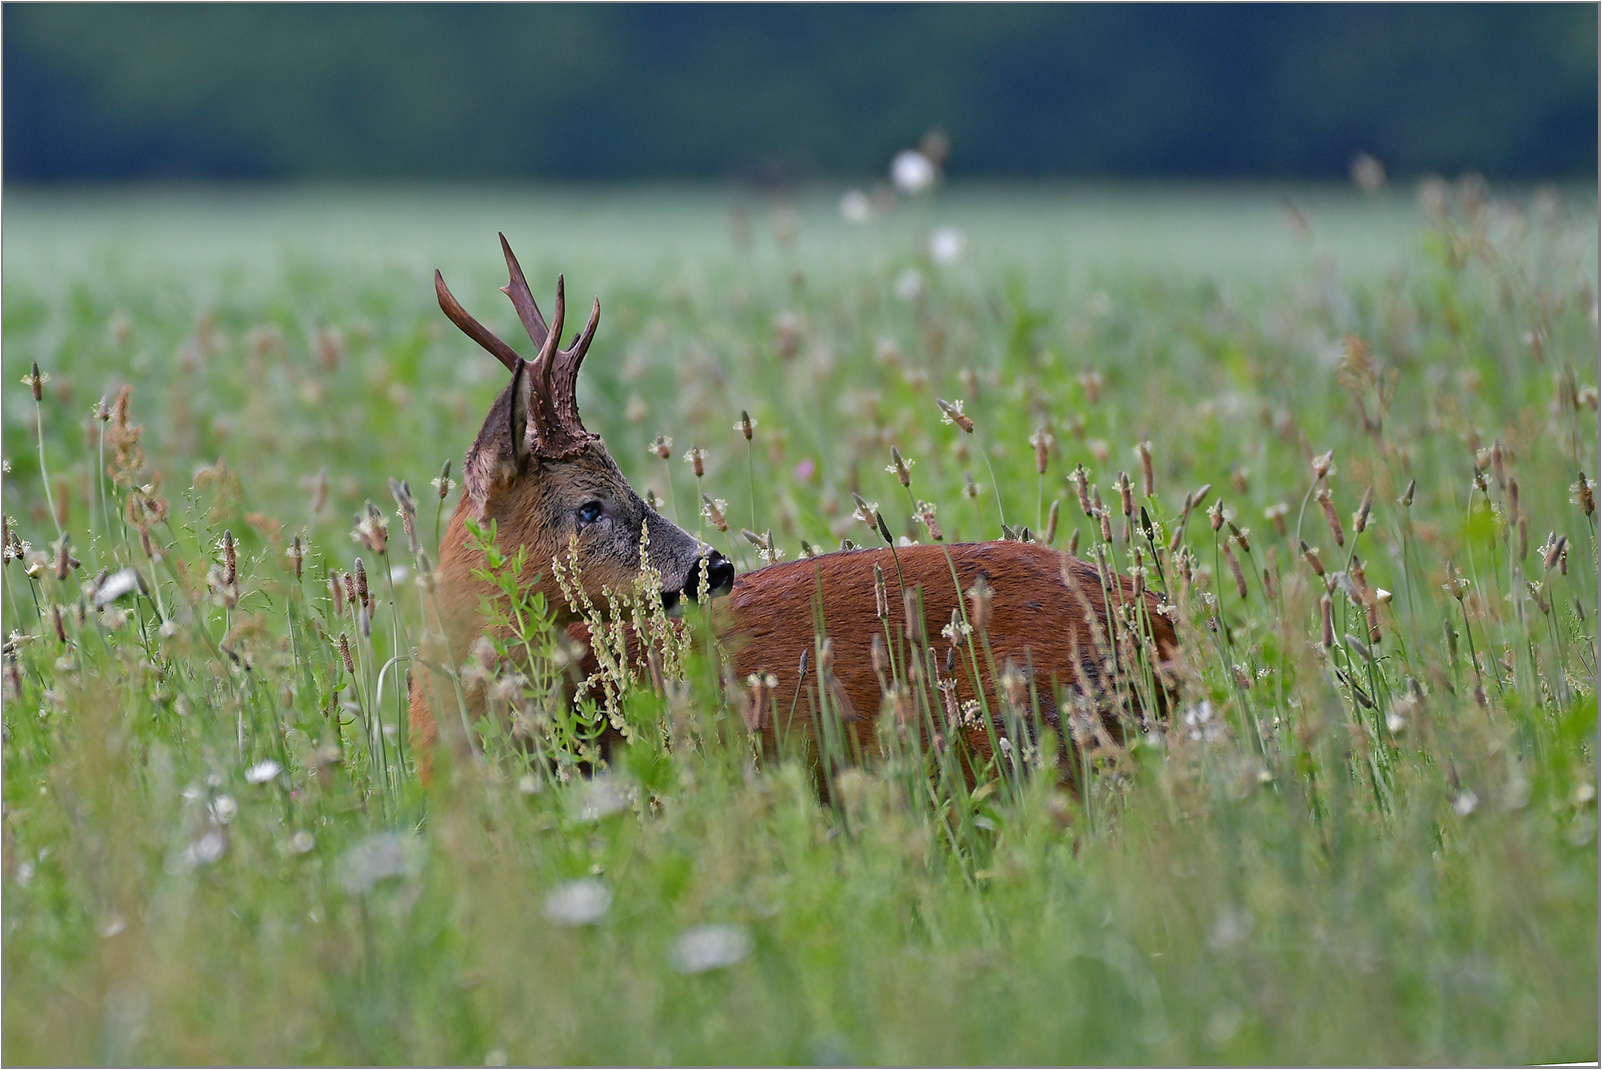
[[434, 234, 733, 618]]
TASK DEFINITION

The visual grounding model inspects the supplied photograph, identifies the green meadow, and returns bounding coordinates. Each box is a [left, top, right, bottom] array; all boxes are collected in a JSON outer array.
[[2, 182, 1597, 1064]]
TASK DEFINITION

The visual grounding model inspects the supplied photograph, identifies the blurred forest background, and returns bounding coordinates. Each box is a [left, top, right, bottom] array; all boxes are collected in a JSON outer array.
[[5, 3, 1596, 185]]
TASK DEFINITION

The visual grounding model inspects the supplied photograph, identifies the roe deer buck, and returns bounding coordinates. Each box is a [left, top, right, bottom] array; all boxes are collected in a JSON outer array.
[[409, 235, 1178, 780]]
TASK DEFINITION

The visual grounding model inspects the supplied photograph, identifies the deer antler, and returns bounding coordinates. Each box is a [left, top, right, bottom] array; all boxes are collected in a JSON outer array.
[[435, 270, 521, 373], [498, 231, 549, 349], [436, 237, 602, 460]]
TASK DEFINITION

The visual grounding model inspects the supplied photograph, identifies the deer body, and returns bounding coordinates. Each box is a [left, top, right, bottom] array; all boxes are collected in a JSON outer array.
[[408, 236, 1175, 779], [707, 541, 1169, 761]]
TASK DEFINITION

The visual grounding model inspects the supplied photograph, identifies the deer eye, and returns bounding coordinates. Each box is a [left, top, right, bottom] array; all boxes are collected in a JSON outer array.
[[576, 501, 604, 525]]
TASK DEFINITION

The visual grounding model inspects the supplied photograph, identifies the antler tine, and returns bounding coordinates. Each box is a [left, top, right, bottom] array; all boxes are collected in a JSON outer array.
[[536, 274, 566, 384], [520, 275, 570, 456], [550, 296, 602, 434], [497, 232, 549, 349], [435, 269, 521, 372]]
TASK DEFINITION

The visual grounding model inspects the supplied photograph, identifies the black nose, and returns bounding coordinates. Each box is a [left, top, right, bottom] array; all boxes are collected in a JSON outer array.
[[683, 551, 735, 602]]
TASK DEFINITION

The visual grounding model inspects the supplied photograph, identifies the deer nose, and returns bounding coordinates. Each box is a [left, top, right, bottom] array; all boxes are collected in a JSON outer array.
[[683, 551, 735, 602]]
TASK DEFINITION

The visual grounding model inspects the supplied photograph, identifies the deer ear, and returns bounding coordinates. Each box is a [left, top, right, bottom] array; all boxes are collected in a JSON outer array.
[[509, 356, 535, 465], [462, 358, 537, 515]]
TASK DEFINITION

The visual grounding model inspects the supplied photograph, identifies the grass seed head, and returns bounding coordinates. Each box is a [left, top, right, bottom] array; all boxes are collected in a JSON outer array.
[[353, 504, 389, 555], [873, 563, 888, 620], [433, 459, 454, 501], [1000, 659, 1028, 708], [742, 672, 774, 732], [936, 398, 974, 433], [684, 446, 707, 478], [1353, 486, 1374, 534], [1542, 534, 1567, 573], [966, 576, 994, 633], [700, 494, 729, 532], [1571, 472, 1594, 517], [887, 446, 914, 486], [1030, 428, 1052, 475], [1400, 478, 1416, 508], [390, 477, 420, 554], [1078, 369, 1103, 405], [870, 632, 888, 676], [1442, 562, 1467, 600], [1527, 579, 1551, 615], [1116, 471, 1134, 517], [1044, 500, 1059, 545], [1223, 542, 1247, 599], [650, 433, 673, 460], [1135, 440, 1154, 496], [53, 536, 75, 581], [1350, 555, 1369, 598], [1068, 465, 1091, 515], [1316, 488, 1346, 545], [876, 512, 894, 546]]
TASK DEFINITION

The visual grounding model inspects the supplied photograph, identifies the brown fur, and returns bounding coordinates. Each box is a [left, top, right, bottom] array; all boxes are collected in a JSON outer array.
[[710, 542, 1175, 761], [410, 535, 1178, 778], [408, 446, 710, 772], [409, 238, 1176, 781]]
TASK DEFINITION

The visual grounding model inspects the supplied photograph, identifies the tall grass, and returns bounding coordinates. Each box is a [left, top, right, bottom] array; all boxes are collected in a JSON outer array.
[[3, 181, 1597, 1064]]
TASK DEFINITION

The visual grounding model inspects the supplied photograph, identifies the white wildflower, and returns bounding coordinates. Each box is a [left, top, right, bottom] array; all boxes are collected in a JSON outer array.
[[929, 226, 966, 265], [337, 832, 421, 894], [893, 269, 923, 302], [543, 879, 612, 926], [245, 759, 282, 784], [671, 924, 753, 973], [890, 150, 936, 194], [839, 190, 872, 224]]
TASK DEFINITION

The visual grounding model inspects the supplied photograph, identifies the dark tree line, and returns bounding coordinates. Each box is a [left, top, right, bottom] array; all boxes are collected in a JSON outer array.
[[5, 3, 1594, 182]]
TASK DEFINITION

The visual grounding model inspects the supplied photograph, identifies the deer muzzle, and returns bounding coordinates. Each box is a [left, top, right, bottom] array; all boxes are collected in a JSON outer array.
[[660, 550, 735, 616]]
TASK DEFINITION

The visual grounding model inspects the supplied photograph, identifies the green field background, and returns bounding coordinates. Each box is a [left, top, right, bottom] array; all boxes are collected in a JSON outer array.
[[2, 184, 1597, 1064]]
